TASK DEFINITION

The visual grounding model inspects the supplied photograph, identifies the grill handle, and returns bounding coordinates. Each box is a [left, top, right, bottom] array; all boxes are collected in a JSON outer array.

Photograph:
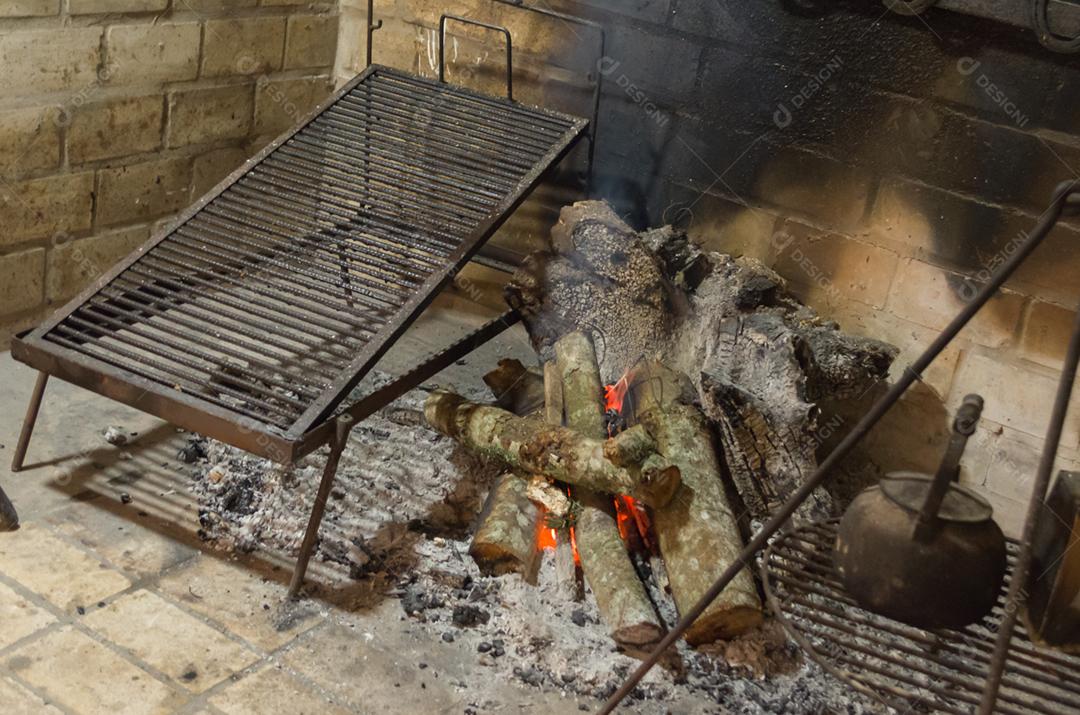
[[438, 14, 514, 100]]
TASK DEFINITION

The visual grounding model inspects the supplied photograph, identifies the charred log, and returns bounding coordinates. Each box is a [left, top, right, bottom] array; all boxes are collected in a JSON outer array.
[[507, 200, 897, 521]]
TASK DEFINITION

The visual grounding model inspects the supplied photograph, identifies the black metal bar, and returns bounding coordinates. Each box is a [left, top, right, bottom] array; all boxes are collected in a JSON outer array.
[[50, 324, 303, 423], [89, 287, 343, 380], [184, 207, 414, 307], [365, 0, 382, 67], [140, 246, 386, 334], [272, 130, 508, 211], [978, 303, 1080, 713], [75, 304, 323, 400], [600, 181, 1080, 714], [285, 110, 586, 436], [287, 412, 353, 600], [318, 101, 537, 179], [121, 260, 374, 353], [293, 124, 511, 198], [45, 330, 298, 429], [10, 372, 48, 472], [344, 83, 559, 150], [379, 61, 572, 134], [10, 338, 300, 461], [71, 307, 319, 403], [439, 14, 513, 100], [290, 309, 521, 459]]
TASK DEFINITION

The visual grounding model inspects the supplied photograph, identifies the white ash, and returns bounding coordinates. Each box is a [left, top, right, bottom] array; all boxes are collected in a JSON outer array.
[[103, 425, 129, 446], [188, 373, 886, 713]]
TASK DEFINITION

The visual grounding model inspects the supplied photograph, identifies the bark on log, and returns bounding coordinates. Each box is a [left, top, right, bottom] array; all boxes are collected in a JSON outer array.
[[543, 360, 564, 427], [633, 361, 763, 645], [467, 359, 545, 578], [424, 391, 680, 507], [469, 472, 541, 581], [604, 425, 657, 467], [555, 332, 663, 649]]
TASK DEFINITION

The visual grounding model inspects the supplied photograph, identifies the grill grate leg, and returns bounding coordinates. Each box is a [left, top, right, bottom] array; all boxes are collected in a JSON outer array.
[[287, 413, 355, 600], [11, 372, 49, 473]]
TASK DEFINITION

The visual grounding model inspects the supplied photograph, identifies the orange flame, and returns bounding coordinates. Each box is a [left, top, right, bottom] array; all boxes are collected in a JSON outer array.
[[568, 524, 581, 564], [604, 374, 630, 414], [537, 525, 558, 550], [614, 495, 653, 549], [614, 496, 634, 541]]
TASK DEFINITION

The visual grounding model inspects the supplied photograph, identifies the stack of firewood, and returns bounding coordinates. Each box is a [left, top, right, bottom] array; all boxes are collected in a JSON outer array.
[[425, 199, 896, 651], [425, 334, 762, 649]]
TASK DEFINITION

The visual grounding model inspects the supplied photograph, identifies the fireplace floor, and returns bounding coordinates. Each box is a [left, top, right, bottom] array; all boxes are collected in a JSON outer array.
[[0, 296, 871, 714]]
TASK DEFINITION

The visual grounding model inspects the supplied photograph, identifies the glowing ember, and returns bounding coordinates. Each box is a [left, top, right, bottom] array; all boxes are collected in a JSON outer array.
[[614, 495, 652, 547], [537, 526, 559, 550]]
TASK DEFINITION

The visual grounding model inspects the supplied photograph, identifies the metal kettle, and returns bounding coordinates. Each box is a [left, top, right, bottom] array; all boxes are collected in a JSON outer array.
[[834, 394, 1007, 629]]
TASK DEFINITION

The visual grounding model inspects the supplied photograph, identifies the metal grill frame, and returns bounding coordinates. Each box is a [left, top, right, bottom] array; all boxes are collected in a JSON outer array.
[[762, 520, 1080, 715], [10, 64, 587, 464]]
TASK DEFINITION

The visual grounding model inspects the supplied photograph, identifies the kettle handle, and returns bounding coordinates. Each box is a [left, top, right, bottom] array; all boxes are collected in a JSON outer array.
[[913, 394, 984, 540]]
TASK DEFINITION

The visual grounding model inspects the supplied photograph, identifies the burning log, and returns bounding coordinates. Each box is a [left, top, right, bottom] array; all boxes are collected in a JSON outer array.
[[423, 391, 681, 508], [469, 473, 542, 580], [541, 359, 583, 602], [555, 332, 663, 649], [633, 360, 763, 645]]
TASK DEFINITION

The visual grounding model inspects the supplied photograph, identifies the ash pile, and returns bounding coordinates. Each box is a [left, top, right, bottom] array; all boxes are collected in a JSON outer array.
[[187, 383, 877, 713]]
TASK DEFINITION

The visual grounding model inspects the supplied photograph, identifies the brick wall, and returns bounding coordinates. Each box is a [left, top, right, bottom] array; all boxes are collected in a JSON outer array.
[[0, 0, 339, 346], [342, 0, 1080, 532]]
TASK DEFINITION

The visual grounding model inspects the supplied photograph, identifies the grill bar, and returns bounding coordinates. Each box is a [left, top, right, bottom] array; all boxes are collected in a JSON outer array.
[[12, 64, 587, 455]]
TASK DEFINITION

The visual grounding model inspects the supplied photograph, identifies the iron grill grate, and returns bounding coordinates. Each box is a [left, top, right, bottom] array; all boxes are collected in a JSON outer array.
[[17, 66, 586, 450]]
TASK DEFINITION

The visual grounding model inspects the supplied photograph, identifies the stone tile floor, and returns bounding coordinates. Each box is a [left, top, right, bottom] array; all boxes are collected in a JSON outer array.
[[0, 301, 620, 715]]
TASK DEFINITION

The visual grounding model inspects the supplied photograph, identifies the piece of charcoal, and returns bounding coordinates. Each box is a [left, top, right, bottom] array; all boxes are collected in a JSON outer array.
[[177, 440, 207, 464], [451, 605, 490, 628], [401, 588, 429, 615], [514, 667, 543, 687]]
